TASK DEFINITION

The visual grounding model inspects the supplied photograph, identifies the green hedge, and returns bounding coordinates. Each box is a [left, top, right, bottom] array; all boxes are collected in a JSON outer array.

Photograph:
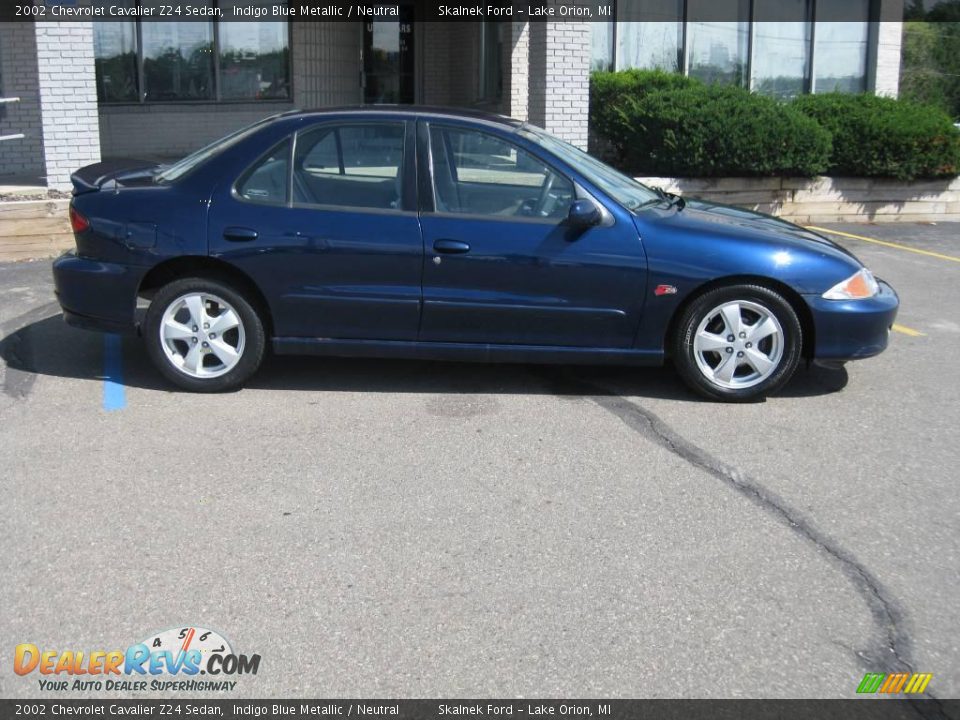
[[590, 70, 960, 180], [791, 93, 960, 180], [590, 69, 699, 150], [590, 71, 831, 177]]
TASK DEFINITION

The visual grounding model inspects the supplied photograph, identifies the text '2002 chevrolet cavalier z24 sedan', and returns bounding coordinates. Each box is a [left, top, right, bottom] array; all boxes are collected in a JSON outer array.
[[53, 107, 899, 402]]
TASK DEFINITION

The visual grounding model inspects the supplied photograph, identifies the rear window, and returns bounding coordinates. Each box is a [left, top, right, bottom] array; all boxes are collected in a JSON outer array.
[[156, 116, 278, 184]]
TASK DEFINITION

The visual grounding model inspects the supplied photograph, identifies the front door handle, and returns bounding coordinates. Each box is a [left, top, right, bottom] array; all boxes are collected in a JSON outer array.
[[433, 239, 470, 254], [223, 226, 258, 242]]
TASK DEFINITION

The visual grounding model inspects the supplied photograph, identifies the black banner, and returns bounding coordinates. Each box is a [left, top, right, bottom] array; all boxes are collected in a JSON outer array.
[[0, 700, 959, 720], [0, 0, 908, 24]]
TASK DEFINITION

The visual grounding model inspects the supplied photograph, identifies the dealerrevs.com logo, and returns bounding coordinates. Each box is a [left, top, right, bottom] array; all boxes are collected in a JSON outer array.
[[14, 626, 261, 693]]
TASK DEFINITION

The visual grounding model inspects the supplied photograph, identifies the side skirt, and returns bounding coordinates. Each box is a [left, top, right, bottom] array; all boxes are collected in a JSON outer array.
[[272, 337, 664, 366]]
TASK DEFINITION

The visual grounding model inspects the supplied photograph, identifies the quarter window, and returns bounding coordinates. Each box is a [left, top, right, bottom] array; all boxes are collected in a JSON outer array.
[[429, 127, 574, 220], [293, 123, 405, 210], [236, 139, 290, 205]]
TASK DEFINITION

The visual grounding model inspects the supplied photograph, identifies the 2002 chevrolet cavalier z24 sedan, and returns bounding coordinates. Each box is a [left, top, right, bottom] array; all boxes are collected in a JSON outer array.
[[53, 106, 899, 402]]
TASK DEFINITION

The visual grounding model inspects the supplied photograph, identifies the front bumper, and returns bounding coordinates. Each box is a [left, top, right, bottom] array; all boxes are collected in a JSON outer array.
[[806, 279, 900, 361], [52, 252, 145, 336]]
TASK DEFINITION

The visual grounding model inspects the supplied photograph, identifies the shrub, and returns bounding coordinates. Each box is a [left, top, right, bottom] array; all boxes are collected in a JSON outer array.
[[590, 69, 699, 148], [592, 77, 832, 177], [791, 93, 960, 180]]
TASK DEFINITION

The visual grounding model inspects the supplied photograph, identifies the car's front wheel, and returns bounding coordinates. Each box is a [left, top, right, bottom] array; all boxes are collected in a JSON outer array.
[[672, 284, 803, 402], [144, 277, 266, 392]]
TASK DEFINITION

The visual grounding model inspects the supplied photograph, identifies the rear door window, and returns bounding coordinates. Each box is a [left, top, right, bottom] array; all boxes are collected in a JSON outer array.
[[293, 123, 405, 211]]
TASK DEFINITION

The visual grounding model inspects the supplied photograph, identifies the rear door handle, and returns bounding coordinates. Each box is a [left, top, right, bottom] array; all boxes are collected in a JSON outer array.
[[433, 239, 470, 254], [223, 226, 258, 242]]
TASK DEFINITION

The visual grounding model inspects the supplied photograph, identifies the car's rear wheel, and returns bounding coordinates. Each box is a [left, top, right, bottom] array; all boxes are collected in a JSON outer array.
[[144, 277, 265, 392], [672, 284, 802, 402]]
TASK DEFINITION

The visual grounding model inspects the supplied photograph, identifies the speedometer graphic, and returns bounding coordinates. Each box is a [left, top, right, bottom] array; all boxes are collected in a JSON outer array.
[[139, 626, 234, 661]]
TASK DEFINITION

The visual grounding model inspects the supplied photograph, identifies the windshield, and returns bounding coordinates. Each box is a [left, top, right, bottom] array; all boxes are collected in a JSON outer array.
[[155, 116, 278, 183], [517, 126, 659, 211]]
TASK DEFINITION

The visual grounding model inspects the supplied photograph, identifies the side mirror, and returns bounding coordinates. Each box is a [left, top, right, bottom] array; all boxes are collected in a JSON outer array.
[[567, 199, 601, 228]]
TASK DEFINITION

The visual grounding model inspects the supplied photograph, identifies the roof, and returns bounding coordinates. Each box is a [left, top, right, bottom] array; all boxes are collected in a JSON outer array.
[[279, 105, 524, 127]]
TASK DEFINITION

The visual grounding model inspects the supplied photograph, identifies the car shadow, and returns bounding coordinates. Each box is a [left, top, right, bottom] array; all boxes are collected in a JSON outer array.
[[0, 313, 848, 402]]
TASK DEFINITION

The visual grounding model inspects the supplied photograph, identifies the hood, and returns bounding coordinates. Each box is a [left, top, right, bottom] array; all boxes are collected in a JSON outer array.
[[651, 197, 860, 264], [70, 159, 160, 195]]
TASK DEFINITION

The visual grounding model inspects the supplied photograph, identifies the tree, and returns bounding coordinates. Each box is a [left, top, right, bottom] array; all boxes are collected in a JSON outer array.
[[900, 2, 960, 120]]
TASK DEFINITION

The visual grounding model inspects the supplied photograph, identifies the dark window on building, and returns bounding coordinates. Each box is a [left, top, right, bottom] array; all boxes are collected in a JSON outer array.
[[93, 1, 290, 104], [93, 14, 139, 102], [218, 0, 290, 100], [478, 21, 503, 102], [141, 6, 215, 101]]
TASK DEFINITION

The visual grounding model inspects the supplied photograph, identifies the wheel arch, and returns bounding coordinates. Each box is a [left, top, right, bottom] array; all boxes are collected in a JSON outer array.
[[665, 275, 815, 361], [138, 256, 274, 337]]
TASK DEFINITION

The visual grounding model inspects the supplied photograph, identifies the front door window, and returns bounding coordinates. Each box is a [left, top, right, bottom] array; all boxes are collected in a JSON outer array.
[[429, 126, 575, 220]]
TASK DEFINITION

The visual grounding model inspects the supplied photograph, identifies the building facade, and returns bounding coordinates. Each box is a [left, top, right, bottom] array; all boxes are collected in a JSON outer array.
[[1, 1, 904, 190]]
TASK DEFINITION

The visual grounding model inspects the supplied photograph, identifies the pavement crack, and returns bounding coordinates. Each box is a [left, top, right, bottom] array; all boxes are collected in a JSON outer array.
[[537, 368, 938, 704]]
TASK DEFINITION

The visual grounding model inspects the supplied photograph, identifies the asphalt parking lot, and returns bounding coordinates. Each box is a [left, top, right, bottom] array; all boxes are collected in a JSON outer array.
[[0, 222, 957, 700]]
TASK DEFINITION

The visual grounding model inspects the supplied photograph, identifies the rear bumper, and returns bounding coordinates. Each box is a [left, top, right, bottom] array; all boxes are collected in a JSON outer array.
[[806, 279, 899, 361], [52, 252, 144, 336]]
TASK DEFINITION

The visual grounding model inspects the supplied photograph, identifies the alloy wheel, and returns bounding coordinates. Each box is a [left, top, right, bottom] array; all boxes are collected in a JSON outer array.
[[159, 292, 246, 379], [693, 300, 784, 390]]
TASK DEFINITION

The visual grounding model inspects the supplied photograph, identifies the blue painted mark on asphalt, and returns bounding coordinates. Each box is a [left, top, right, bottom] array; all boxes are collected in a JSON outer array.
[[102, 334, 127, 412]]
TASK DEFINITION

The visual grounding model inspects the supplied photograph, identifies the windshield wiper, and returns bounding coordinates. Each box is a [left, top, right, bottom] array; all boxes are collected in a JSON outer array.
[[650, 186, 686, 211]]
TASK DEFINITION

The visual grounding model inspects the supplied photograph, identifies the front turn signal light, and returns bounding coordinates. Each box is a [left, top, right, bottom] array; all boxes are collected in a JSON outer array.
[[822, 268, 880, 300]]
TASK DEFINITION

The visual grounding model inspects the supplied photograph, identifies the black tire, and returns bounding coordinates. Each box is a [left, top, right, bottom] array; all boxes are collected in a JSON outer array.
[[671, 284, 803, 402], [143, 277, 266, 392]]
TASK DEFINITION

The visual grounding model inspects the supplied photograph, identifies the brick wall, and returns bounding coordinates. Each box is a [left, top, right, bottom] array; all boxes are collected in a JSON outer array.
[[419, 23, 452, 105], [502, 21, 529, 121], [0, 23, 45, 181], [527, 20, 590, 148], [874, 21, 903, 97], [292, 21, 361, 108], [34, 22, 101, 190], [99, 102, 292, 159], [419, 22, 488, 109]]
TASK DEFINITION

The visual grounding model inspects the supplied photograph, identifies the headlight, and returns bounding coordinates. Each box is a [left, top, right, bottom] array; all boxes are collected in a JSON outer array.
[[822, 268, 880, 300]]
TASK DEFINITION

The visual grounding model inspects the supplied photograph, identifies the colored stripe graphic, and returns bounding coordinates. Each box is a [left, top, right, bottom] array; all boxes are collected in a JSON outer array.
[[880, 673, 909, 693], [857, 674, 885, 693], [860, 673, 933, 694], [905, 674, 933, 694]]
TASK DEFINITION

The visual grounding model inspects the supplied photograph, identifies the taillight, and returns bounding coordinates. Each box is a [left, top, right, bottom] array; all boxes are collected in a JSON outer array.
[[69, 205, 90, 233]]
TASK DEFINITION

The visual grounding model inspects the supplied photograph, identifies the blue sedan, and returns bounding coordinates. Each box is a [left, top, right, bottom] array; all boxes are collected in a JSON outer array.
[[52, 107, 898, 401]]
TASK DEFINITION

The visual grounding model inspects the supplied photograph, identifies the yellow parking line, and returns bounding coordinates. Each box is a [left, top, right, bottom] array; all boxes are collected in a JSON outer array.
[[893, 323, 926, 337], [807, 226, 960, 264]]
